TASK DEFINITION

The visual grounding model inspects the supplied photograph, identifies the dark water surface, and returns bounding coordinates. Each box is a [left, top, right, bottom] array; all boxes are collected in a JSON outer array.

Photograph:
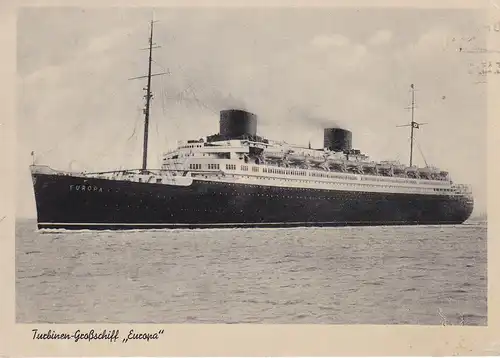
[[16, 219, 487, 325]]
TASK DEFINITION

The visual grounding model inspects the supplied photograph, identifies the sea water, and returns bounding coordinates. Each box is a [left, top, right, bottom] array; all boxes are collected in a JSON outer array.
[[15, 219, 487, 325]]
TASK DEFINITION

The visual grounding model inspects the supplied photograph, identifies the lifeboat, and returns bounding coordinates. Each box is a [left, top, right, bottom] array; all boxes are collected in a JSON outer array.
[[360, 161, 377, 174], [376, 163, 394, 176], [287, 152, 306, 162], [418, 166, 441, 179], [346, 161, 363, 174], [329, 161, 347, 172], [406, 166, 419, 178], [417, 167, 433, 179], [308, 156, 326, 165], [392, 164, 406, 177], [264, 151, 285, 160]]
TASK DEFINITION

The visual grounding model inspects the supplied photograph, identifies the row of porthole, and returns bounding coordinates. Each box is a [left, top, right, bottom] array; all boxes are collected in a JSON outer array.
[[210, 180, 436, 193], [105, 181, 443, 197], [106, 187, 441, 200], [207, 181, 424, 192], [106, 205, 224, 211], [103, 197, 435, 208], [102, 190, 439, 201], [105, 205, 232, 212]]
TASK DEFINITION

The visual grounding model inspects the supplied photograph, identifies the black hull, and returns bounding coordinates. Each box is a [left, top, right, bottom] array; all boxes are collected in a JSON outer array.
[[31, 173, 474, 230]]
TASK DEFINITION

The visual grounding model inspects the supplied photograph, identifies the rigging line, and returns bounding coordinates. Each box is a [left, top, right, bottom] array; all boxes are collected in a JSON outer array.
[[158, 84, 173, 163], [156, 76, 173, 152], [37, 116, 90, 159], [156, 60, 216, 115], [153, 113, 161, 168], [392, 135, 412, 166], [152, 60, 189, 175], [415, 140, 430, 168], [126, 109, 142, 142], [155, 110, 160, 138], [152, 59, 169, 74], [39, 89, 124, 159], [160, 83, 167, 117], [155, 82, 180, 175], [121, 110, 142, 167], [188, 86, 218, 114], [167, 62, 195, 87], [160, 82, 191, 106], [91, 109, 142, 167], [158, 73, 194, 116], [68, 159, 90, 172], [167, 63, 220, 107]]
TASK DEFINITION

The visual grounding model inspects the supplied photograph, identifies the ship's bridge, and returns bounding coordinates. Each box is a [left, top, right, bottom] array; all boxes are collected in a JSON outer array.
[[161, 138, 254, 170]]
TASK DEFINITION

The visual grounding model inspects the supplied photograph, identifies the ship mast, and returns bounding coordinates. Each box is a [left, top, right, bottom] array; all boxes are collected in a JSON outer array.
[[397, 84, 427, 167], [409, 84, 416, 166], [128, 19, 168, 172], [142, 20, 154, 171]]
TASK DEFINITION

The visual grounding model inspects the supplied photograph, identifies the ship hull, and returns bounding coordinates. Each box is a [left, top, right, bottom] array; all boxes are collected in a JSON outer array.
[[31, 172, 474, 230]]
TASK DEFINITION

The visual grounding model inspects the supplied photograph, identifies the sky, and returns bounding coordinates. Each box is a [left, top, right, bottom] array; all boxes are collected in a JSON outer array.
[[16, 7, 488, 218]]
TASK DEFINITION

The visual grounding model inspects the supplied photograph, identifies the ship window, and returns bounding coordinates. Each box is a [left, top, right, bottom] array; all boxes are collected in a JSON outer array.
[[252, 167, 259, 172], [156, 178, 162, 183]]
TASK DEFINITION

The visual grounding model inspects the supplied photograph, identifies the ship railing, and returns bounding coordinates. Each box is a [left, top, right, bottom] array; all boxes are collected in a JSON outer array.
[[83, 168, 185, 178]]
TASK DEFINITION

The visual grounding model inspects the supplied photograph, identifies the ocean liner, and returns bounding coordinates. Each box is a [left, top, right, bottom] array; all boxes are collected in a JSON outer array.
[[29, 21, 474, 230]]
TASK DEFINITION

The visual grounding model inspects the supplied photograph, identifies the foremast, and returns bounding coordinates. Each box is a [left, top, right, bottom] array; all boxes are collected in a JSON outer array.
[[142, 20, 154, 171], [129, 19, 167, 172]]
